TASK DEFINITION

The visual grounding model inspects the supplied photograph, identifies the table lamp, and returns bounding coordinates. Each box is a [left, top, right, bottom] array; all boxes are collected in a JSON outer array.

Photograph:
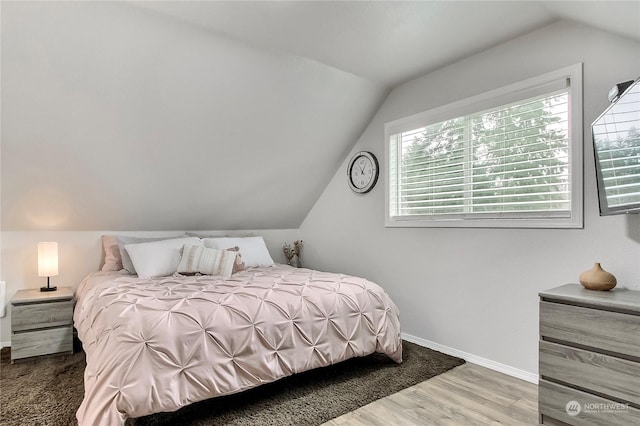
[[38, 242, 58, 292]]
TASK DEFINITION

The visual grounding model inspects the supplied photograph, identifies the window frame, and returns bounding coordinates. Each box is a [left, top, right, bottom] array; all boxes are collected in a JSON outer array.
[[384, 64, 583, 229]]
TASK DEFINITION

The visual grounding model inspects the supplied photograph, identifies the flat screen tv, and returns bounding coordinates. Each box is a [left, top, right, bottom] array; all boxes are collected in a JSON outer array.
[[592, 77, 640, 215]]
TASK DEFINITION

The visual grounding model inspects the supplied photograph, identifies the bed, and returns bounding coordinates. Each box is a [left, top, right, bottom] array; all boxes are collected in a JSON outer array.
[[73, 264, 402, 425]]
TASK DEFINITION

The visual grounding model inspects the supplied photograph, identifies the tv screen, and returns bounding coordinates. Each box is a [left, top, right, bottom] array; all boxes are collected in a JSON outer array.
[[592, 77, 640, 215]]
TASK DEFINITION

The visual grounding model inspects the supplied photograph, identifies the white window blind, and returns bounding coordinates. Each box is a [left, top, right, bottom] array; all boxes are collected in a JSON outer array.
[[592, 82, 640, 210], [386, 65, 583, 228]]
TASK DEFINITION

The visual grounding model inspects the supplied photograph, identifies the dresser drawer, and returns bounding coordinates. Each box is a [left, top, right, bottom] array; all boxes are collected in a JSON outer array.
[[11, 300, 73, 332], [11, 326, 73, 361], [539, 379, 640, 426], [540, 340, 640, 405], [540, 301, 640, 358]]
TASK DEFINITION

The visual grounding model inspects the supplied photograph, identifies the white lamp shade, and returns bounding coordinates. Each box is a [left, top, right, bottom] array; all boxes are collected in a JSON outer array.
[[38, 242, 59, 277]]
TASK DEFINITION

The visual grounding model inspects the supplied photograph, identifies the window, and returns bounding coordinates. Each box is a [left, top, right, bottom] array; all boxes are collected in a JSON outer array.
[[385, 64, 583, 228]]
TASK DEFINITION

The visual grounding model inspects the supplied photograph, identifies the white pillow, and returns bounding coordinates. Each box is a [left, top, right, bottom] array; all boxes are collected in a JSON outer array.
[[177, 245, 238, 278], [125, 237, 202, 278], [117, 234, 188, 274], [202, 236, 274, 268]]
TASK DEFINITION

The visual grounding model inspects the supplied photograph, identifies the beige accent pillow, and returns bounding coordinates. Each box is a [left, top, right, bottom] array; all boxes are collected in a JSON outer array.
[[101, 235, 122, 272], [227, 246, 246, 274]]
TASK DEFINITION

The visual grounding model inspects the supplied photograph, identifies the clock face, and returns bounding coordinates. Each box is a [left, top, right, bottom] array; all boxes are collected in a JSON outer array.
[[347, 151, 379, 194]]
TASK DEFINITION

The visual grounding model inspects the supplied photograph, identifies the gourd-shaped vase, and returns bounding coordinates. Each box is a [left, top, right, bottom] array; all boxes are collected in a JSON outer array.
[[579, 263, 617, 291]]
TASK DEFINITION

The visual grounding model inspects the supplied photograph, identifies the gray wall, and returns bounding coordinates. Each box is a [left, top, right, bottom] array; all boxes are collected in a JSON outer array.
[[299, 20, 640, 377]]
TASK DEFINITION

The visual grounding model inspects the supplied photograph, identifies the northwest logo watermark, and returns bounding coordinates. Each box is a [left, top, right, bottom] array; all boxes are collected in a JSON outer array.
[[565, 401, 581, 416], [565, 400, 629, 416]]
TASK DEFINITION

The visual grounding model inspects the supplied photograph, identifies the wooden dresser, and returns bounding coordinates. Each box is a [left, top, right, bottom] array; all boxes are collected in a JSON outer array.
[[10, 287, 74, 362], [538, 284, 640, 425]]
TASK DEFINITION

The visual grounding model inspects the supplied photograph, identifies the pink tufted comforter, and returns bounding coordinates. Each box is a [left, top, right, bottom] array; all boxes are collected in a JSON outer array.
[[74, 265, 402, 425]]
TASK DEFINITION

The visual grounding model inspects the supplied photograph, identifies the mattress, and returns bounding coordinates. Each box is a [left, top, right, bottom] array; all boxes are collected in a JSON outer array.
[[73, 265, 402, 425]]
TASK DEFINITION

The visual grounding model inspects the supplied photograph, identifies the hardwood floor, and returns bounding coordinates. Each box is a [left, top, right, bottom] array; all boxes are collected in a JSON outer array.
[[323, 363, 539, 425]]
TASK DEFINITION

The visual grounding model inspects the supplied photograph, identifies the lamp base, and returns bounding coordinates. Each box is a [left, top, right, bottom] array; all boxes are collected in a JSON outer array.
[[40, 286, 57, 292]]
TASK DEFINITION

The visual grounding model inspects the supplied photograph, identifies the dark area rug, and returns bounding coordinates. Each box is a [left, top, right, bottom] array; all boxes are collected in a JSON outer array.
[[1, 340, 464, 426]]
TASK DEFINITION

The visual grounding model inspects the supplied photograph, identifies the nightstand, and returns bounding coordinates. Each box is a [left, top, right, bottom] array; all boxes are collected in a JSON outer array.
[[10, 287, 74, 363]]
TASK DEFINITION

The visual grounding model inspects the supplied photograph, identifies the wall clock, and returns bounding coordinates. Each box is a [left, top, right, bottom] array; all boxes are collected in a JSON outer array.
[[347, 151, 379, 194]]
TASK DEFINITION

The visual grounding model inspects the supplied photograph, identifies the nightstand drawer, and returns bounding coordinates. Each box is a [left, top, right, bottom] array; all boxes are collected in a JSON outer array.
[[11, 300, 73, 332], [11, 326, 73, 360], [540, 340, 640, 405], [539, 379, 640, 426], [540, 301, 640, 358]]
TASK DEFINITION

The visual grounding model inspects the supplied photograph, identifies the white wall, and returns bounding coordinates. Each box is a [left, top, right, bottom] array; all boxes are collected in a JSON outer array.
[[299, 21, 640, 378], [0, 229, 298, 344]]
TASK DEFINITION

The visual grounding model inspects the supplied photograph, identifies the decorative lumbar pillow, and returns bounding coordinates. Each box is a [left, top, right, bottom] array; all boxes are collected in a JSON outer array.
[[202, 236, 274, 268], [117, 234, 187, 274], [177, 245, 240, 278], [124, 237, 202, 279], [101, 235, 122, 272]]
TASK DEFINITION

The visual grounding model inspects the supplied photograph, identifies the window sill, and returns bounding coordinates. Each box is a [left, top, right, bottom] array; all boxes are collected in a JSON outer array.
[[385, 216, 583, 229]]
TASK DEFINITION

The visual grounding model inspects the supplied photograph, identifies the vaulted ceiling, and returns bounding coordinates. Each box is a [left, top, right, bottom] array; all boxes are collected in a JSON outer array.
[[2, 1, 639, 231]]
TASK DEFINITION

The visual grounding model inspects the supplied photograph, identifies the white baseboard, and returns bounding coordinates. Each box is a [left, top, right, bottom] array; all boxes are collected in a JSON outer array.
[[401, 332, 538, 385], [1, 340, 11, 349]]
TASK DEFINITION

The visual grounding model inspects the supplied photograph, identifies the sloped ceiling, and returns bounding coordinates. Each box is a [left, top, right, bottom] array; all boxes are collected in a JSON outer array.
[[134, 1, 640, 86], [2, 1, 639, 231], [1, 1, 385, 230]]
